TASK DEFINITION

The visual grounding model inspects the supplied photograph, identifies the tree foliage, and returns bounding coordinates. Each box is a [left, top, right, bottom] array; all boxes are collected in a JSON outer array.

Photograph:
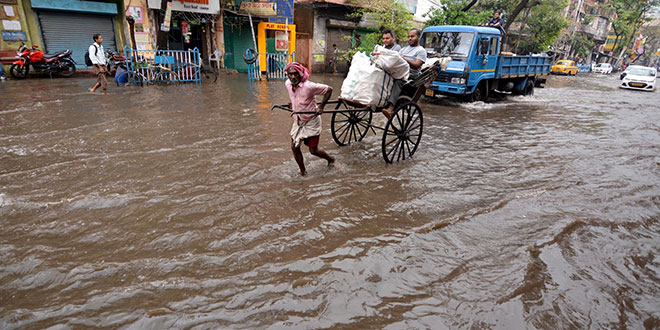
[[423, 0, 568, 54], [340, 0, 415, 61], [516, 0, 568, 53], [607, 0, 660, 54], [423, 1, 492, 26]]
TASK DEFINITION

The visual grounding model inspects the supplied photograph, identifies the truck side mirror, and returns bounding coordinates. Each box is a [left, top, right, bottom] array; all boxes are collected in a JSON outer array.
[[480, 39, 489, 55]]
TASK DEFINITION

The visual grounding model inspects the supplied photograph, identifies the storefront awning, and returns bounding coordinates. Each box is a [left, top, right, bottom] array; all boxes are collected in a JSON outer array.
[[31, 0, 118, 15], [147, 0, 220, 15]]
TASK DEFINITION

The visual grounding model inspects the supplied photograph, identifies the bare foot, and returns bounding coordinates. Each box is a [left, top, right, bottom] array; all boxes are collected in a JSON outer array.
[[327, 157, 336, 168]]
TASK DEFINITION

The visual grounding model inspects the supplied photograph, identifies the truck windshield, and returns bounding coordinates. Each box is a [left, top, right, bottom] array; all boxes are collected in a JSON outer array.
[[421, 32, 474, 60]]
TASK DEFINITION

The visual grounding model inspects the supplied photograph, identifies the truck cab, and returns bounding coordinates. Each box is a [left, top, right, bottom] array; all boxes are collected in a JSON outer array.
[[421, 25, 551, 101]]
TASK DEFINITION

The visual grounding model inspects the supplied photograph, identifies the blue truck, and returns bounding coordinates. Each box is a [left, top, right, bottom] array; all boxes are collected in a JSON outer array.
[[420, 25, 552, 102]]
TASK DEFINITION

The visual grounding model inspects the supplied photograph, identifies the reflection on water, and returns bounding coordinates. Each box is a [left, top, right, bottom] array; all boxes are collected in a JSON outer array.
[[1, 73, 659, 329]]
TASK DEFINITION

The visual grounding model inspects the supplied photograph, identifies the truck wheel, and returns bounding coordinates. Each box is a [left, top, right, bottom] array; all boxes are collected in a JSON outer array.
[[523, 81, 534, 96], [468, 82, 487, 102]]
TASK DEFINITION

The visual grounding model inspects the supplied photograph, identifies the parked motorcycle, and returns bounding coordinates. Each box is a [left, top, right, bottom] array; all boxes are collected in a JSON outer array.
[[106, 50, 126, 74], [10, 41, 76, 79]]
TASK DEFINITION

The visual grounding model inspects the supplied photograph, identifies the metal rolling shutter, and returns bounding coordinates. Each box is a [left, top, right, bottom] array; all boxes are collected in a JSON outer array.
[[38, 11, 117, 68]]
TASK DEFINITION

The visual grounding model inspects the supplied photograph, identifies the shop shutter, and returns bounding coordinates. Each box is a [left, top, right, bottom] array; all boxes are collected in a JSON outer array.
[[38, 11, 117, 68]]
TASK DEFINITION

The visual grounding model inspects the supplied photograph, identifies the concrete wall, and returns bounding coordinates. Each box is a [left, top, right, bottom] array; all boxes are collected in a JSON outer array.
[[311, 12, 326, 73]]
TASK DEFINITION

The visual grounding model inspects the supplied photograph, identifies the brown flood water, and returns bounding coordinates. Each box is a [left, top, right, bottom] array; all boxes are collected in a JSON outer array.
[[1, 73, 659, 329]]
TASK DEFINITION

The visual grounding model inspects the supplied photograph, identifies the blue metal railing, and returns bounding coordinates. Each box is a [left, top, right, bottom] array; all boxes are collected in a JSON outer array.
[[124, 46, 201, 85], [266, 52, 296, 80], [245, 50, 297, 81]]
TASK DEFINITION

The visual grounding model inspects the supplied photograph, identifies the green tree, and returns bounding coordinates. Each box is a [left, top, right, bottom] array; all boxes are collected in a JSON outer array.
[[423, 0, 567, 54], [340, 0, 415, 62], [423, 0, 492, 26], [516, 0, 568, 53], [608, 0, 660, 56]]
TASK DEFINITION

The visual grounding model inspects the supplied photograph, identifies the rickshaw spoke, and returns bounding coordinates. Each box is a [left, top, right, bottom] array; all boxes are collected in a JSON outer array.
[[384, 138, 398, 148], [404, 139, 412, 158], [355, 121, 365, 139], [337, 123, 350, 141], [407, 123, 422, 133], [335, 121, 350, 132], [356, 121, 371, 130], [347, 124, 355, 144], [404, 107, 414, 129], [340, 125, 351, 144], [395, 110, 405, 129], [387, 139, 401, 159], [408, 113, 420, 127]]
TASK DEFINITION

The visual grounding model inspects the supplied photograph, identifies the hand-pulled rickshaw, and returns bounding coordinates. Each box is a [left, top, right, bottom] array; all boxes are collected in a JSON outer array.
[[272, 62, 440, 163]]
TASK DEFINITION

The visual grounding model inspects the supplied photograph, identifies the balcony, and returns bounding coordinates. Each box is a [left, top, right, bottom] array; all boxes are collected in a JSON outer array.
[[578, 18, 609, 42]]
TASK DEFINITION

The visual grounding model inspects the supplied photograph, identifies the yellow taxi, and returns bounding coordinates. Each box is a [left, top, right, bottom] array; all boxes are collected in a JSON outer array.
[[551, 60, 578, 75]]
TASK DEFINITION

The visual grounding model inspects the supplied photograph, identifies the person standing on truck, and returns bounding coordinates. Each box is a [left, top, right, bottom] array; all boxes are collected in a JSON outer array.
[[483, 10, 505, 35], [382, 28, 427, 118], [382, 29, 401, 52]]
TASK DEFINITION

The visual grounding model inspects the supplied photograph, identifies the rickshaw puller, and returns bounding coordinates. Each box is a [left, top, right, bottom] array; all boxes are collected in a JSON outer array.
[[285, 62, 335, 176]]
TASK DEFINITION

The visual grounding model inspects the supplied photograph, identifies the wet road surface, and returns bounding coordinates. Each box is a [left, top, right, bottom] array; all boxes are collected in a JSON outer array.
[[1, 73, 659, 329]]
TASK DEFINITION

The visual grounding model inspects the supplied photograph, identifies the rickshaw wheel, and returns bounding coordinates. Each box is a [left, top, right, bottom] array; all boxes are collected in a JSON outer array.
[[331, 105, 372, 146], [382, 102, 423, 163]]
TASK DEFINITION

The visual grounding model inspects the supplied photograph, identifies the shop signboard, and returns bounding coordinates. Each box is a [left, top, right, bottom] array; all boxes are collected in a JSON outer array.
[[268, 0, 293, 23], [126, 6, 144, 24], [2, 19, 20, 30], [160, 2, 172, 32], [148, 0, 220, 14], [239, 2, 276, 16], [2, 30, 26, 41], [275, 30, 287, 51]]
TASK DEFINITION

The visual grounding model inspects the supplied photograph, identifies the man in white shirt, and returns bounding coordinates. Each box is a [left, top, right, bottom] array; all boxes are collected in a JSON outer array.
[[89, 34, 107, 95]]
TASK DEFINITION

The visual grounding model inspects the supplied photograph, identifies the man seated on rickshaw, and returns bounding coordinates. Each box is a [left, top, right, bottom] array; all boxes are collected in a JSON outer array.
[[383, 28, 427, 118]]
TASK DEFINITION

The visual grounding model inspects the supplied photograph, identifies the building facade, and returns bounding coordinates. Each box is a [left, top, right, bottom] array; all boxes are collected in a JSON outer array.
[[1, 0, 128, 69]]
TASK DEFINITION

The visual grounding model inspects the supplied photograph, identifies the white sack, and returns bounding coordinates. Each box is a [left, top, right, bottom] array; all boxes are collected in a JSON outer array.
[[422, 56, 452, 71], [340, 51, 369, 100], [340, 51, 394, 107], [352, 65, 393, 107], [370, 45, 409, 80]]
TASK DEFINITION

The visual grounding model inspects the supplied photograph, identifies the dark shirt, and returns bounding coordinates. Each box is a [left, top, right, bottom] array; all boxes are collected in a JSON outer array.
[[487, 17, 505, 34], [487, 17, 503, 26]]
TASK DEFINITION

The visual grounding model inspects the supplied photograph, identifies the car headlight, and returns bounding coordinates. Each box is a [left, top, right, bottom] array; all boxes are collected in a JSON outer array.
[[451, 77, 466, 84]]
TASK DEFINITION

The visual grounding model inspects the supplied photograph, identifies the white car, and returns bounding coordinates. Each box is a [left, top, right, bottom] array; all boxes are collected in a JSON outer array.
[[593, 63, 613, 74], [619, 65, 657, 92]]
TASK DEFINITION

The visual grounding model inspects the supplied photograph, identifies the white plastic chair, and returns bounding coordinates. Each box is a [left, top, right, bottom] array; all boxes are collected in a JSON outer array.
[[209, 50, 223, 69]]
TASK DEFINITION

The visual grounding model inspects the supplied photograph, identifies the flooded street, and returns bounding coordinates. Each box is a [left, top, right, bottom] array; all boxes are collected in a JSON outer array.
[[1, 73, 659, 329]]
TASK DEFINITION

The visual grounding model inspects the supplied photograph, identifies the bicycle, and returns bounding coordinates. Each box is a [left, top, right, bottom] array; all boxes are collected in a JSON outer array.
[[121, 57, 148, 87], [178, 61, 217, 84], [148, 64, 180, 85]]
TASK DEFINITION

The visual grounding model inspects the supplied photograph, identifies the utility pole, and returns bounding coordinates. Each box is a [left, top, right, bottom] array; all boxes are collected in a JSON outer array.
[[156, 0, 170, 50]]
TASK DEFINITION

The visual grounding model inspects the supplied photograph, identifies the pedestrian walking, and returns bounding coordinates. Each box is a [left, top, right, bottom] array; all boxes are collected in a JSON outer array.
[[328, 44, 338, 74], [0, 64, 7, 80], [284, 62, 335, 176], [89, 34, 107, 95]]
